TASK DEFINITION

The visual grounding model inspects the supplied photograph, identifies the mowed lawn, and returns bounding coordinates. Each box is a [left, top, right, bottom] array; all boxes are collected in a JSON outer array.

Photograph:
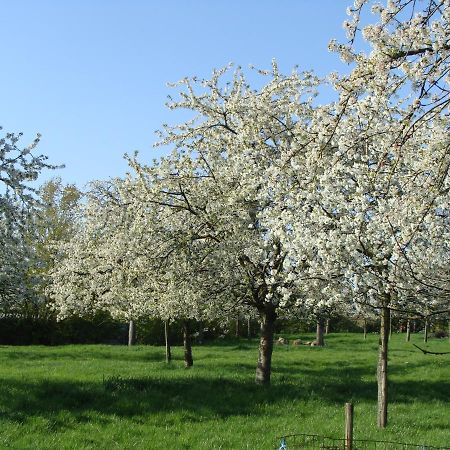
[[0, 333, 448, 449]]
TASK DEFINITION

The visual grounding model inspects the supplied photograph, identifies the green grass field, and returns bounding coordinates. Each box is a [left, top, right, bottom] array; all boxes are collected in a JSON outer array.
[[0, 333, 448, 449]]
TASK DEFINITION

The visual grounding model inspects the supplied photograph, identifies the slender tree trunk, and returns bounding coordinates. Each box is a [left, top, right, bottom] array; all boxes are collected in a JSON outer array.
[[182, 320, 193, 368], [406, 319, 411, 342], [316, 318, 325, 346], [235, 316, 240, 338], [255, 306, 276, 385], [424, 318, 428, 343], [363, 319, 367, 340], [164, 320, 172, 363], [389, 313, 392, 341], [325, 318, 330, 335], [247, 316, 251, 340], [377, 305, 390, 428], [128, 320, 135, 347]]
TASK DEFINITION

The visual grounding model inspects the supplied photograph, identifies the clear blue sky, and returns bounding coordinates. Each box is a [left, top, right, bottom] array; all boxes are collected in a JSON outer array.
[[1, 1, 355, 188]]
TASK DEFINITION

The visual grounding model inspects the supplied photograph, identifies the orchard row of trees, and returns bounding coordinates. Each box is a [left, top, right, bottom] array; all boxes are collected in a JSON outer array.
[[1, 0, 448, 430]]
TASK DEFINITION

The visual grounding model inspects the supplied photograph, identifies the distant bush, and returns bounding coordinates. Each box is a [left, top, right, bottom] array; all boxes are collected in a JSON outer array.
[[433, 329, 448, 339], [0, 312, 125, 345]]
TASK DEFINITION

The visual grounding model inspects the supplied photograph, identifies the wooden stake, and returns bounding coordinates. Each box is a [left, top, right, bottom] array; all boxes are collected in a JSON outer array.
[[345, 402, 354, 450]]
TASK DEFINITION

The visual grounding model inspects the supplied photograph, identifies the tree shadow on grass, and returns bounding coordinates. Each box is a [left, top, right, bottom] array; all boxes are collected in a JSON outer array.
[[0, 362, 448, 432], [0, 375, 354, 426]]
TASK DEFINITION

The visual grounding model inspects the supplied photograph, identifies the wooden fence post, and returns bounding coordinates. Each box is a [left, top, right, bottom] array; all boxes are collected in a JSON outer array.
[[345, 403, 354, 450]]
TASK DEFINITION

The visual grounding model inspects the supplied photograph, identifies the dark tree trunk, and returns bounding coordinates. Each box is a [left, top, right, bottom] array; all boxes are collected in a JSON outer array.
[[164, 320, 172, 363], [406, 319, 411, 342], [255, 306, 276, 385], [424, 319, 428, 343], [235, 316, 240, 337], [363, 319, 367, 340], [182, 320, 193, 368], [316, 318, 325, 346], [377, 305, 390, 428], [247, 316, 251, 340], [128, 320, 135, 347]]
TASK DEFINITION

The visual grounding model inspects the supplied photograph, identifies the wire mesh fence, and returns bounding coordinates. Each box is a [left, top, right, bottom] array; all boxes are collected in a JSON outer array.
[[277, 433, 450, 450]]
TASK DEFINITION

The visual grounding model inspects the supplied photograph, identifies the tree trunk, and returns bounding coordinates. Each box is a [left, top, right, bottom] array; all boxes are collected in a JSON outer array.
[[325, 318, 330, 335], [255, 306, 276, 385], [389, 313, 392, 341], [128, 320, 135, 347], [182, 320, 193, 368], [316, 318, 325, 346], [424, 318, 428, 343], [247, 316, 251, 340], [363, 319, 367, 340], [406, 319, 411, 342], [377, 305, 390, 428], [235, 316, 240, 338], [164, 320, 172, 363]]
